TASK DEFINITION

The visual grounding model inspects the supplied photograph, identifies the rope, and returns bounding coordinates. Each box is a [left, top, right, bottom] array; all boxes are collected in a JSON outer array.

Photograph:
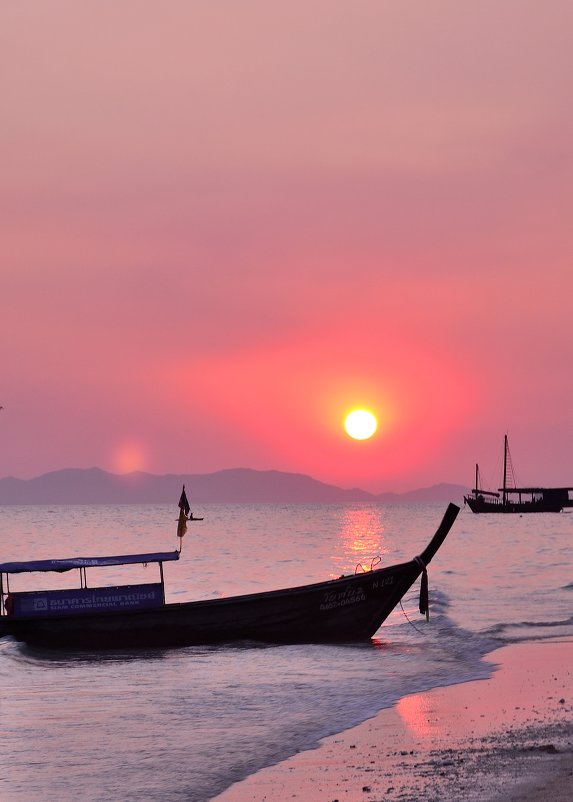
[[399, 599, 427, 635], [398, 556, 431, 633]]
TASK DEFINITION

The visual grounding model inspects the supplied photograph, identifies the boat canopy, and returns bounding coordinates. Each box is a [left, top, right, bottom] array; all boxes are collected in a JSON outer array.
[[0, 550, 180, 575], [502, 486, 573, 493]]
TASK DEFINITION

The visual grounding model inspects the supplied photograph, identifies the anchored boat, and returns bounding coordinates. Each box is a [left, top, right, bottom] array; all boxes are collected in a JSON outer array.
[[0, 494, 459, 650], [464, 435, 573, 513]]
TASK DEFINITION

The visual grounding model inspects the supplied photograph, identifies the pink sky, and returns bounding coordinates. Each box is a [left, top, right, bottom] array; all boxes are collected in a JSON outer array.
[[2, 2, 572, 492]]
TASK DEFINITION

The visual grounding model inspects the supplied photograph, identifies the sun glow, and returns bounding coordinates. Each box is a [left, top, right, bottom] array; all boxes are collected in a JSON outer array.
[[111, 441, 148, 474], [344, 409, 377, 440]]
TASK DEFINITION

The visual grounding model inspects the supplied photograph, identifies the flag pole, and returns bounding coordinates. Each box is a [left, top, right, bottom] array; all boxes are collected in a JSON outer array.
[[176, 484, 203, 553], [177, 484, 190, 553]]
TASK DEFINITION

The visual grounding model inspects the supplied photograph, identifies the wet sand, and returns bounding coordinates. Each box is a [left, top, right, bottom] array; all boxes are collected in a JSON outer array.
[[212, 640, 573, 801]]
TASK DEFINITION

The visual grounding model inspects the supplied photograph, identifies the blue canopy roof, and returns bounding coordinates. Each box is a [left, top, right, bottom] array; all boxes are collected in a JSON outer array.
[[0, 550, 180, 575]]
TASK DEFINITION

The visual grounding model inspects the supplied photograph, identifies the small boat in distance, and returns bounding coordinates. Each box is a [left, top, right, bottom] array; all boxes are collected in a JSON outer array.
[[0, 497, 460, 650], [464, 434, 573, 514]]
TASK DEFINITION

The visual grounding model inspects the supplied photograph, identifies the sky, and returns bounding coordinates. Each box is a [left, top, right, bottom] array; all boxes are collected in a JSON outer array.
[[2, 1, 572, 493]]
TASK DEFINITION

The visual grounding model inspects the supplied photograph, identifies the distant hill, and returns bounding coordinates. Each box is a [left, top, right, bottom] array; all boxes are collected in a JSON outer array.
[[0, 467, 469, 505], [377, 483, 470, 504]]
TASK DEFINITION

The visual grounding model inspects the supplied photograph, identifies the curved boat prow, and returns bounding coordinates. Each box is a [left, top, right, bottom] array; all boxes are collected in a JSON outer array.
[[417, 502, 460, 567]]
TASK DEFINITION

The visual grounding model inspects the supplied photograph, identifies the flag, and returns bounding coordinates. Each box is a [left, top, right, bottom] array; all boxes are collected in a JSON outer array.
[[177, 485, 190, 538], [179, 486, 190, 517]]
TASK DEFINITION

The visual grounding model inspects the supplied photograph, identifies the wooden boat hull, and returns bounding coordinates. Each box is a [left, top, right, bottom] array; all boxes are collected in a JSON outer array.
[[0, 504, 459, 650], [464, 495, 564, 514], [465, 436, 572, 513], [2, 562, 418, 649]]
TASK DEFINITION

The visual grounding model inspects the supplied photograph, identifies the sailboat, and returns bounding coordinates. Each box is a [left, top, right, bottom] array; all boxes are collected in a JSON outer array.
[[464, 434, 572, 514]]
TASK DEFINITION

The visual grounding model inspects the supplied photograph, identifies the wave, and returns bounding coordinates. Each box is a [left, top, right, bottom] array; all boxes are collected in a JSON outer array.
[[482, 616, 573, 644]]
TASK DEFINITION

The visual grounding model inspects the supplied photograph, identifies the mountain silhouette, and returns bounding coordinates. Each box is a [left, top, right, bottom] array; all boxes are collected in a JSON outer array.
[[0, 467, 468, 505]]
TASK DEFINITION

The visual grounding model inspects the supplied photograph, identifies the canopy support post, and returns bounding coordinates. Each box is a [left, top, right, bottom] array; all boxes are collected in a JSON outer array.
[[159, 562, 166, 604]]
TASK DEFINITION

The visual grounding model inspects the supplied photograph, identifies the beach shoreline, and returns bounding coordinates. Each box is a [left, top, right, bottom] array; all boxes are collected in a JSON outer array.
[[212, 639, 573, 802]]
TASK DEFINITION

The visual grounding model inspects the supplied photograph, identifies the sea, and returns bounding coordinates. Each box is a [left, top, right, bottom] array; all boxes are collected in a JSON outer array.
[[0, 501, 572, 801]]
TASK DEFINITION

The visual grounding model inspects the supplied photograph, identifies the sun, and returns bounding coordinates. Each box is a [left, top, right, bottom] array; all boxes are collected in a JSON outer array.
[[344, 409, 377, 440]]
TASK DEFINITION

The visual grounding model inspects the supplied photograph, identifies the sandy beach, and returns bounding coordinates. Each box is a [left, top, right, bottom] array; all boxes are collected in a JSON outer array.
[[212, 639, 573, 802]]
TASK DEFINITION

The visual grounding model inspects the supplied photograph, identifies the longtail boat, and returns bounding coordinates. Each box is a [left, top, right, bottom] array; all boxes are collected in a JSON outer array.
[[0, 496, 459, 650]]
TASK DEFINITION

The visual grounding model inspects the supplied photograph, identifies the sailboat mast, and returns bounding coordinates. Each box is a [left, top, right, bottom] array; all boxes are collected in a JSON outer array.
[[475, 463, 479, 494], [502, 434, 508, 506]]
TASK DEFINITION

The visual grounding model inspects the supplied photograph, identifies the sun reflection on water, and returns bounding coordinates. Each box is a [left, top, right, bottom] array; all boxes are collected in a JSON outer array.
[[333, 506, 389, 577]]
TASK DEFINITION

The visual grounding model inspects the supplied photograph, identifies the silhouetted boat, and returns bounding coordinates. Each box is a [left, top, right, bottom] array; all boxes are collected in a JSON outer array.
[[464, 435, 572, 513], [0, 502, 459, 650]]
